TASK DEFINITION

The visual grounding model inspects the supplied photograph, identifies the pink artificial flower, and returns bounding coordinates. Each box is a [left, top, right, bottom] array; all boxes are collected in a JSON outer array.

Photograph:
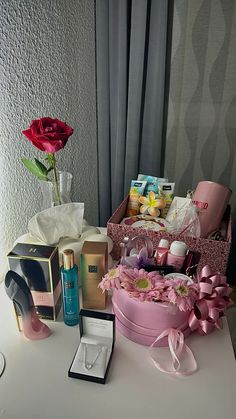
[[99, 265, 128, 292], [121, 268, 165, 302], [165, 280, 198, 312]]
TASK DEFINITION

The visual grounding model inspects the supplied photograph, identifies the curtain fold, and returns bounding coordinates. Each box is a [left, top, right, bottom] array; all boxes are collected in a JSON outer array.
[[96, 0, 169, 226]]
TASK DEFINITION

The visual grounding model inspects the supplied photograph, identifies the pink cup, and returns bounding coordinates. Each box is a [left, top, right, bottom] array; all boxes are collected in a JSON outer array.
[[192, 181, 231, 238]]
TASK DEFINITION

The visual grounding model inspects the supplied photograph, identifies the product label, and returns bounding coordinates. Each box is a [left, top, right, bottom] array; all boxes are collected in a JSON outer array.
[[65, 281, 74, 289], [192, 200, 208, 209]]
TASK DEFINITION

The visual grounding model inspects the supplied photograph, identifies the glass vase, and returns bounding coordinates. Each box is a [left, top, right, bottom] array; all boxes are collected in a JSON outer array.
[[39, 171, 73, 210]]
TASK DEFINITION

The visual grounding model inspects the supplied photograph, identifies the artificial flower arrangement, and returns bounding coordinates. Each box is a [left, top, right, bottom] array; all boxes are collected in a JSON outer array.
[[99, 262, 233, 375], [21, 117, 74, 206], [100, 265, 198, 311], [99, 264, 233, 331]]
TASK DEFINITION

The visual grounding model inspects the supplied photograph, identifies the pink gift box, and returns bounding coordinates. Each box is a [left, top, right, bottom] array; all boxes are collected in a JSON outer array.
[[107, 196, 232, 274], [112, 289, 191, 347]]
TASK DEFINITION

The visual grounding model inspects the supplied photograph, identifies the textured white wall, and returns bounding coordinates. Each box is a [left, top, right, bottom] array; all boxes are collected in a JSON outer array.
[[0, 0, 98, 279]]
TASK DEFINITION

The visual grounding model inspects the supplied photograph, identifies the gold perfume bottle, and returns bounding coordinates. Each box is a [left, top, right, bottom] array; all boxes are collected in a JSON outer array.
[[80, 241, 108, 309]]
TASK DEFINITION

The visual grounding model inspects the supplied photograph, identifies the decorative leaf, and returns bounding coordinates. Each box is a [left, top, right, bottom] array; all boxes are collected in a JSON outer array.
[[34, 158, 48, 176], [21, 158, 48, 181]]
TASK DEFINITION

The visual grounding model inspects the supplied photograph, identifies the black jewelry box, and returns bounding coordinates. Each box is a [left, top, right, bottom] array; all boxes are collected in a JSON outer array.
[[68, 309, 115, 384]]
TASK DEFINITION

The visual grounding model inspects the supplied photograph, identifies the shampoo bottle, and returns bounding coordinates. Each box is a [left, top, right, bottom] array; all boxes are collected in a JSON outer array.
[[61, 249, 79, 326]]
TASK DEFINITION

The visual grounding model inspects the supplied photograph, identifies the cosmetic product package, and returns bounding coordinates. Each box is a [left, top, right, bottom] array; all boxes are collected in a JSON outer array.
[[166, 241, 188, 272], [158, 182, 175, 219], [154, 239, 170, 265], [126, 180, 147, 216], [80, 241, 108, 309], [68, 309, 115, 384], [137, 174, 169, 197], [137, 174, 159, 196], [7, 243, 61, 331]]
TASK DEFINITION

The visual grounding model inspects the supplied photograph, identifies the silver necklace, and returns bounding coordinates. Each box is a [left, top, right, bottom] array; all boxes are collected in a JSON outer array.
[[83, 344, 103, 371]]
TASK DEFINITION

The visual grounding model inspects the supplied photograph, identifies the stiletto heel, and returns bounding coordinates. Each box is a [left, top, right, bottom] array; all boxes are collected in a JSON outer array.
[[5, 271, 51, 340]]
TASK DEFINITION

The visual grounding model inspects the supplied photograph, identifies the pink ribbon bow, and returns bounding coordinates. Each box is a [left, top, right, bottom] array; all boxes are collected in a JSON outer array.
[[149, 328, 197, 376], [188, 265, 233, 335]]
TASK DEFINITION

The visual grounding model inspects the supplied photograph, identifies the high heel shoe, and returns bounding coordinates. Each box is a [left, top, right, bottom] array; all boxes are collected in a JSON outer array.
[[5, 270, 51, 340], [20, 259, 48, 292]]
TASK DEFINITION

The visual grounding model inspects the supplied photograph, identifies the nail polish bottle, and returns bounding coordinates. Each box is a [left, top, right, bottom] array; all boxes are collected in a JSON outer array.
[[61, 249, 79, 326], [167, 241, 188, 272], [154, 239, 169, 265]]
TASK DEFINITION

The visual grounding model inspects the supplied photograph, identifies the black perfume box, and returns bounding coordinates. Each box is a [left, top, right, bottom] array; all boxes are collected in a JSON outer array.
[[68, 309, 115, 384], [7, 242, 61, 330]]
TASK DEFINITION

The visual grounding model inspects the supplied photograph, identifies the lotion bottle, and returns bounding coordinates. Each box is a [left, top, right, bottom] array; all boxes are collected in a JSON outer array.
[[61, 249, 79, 326], [167, 241, 188, 272]]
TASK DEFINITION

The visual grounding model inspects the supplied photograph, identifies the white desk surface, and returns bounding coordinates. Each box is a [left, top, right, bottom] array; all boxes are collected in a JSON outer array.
[[0, 283, 236, 419]]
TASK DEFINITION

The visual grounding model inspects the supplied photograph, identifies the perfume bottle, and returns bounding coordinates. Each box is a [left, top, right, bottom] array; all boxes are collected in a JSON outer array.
[[61, 249, 79, 326]]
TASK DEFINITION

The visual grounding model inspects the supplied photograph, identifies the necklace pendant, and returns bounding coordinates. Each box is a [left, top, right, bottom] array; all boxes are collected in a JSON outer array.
[[85, 363, 92, 370]]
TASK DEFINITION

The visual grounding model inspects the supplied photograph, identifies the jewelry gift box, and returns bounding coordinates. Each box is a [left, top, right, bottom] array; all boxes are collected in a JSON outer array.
[[68, 309, 115, 384], [107, 196, 232, 274], [7, 243, 61, 330]]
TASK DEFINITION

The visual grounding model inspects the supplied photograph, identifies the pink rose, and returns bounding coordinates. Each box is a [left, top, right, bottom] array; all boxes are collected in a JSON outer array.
[[22, 117, 74, 153]]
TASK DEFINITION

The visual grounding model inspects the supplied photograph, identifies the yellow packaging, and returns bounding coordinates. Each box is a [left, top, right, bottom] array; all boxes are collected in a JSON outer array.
[[126, 180, 147, 216]]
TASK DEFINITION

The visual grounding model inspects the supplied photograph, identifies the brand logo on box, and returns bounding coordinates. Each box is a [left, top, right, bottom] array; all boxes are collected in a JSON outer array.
[[29, 247, 37, 253], [192, 200, 208, 210], [88, 265, 98, 273]]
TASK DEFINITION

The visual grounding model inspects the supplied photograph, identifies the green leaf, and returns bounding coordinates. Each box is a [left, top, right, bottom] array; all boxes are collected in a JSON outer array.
[[21, 158, 48, 181], [34, 158, 48, 176]]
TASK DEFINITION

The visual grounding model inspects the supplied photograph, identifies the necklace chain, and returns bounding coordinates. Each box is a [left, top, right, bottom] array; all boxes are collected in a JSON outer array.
[[83, 343, 103, 371]]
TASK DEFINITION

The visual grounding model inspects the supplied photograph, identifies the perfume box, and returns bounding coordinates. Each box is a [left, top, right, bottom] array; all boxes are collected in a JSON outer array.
[[80, 241, 108, 309], [7, 242, 61, 330], [68, 309, 115, 384], [107, 196, 232, 274]]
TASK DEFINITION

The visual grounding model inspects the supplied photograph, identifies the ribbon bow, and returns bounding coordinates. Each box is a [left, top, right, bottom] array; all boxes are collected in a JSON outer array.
[[149, 329, 197, 376], [188, 265, 233, 335]]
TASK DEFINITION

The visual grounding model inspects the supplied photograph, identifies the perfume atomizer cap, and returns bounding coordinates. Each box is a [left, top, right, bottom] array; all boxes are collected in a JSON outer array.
[[62, 249, 75, 270], [169, 241, 188, 257]]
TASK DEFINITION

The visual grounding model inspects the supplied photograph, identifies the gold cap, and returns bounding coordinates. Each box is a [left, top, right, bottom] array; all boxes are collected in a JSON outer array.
[[62, 249, 74, 270]]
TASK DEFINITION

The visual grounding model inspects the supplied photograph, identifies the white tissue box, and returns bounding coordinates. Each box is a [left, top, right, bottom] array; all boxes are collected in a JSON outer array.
[[68, 309, 115, 384]]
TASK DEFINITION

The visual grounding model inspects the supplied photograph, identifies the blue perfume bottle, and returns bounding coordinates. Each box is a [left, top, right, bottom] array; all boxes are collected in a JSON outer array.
[[61, 249, 79, 326]]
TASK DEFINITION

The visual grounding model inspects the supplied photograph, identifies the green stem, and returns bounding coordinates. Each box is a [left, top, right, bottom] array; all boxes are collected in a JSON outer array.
[[48, 153, 61, 206]]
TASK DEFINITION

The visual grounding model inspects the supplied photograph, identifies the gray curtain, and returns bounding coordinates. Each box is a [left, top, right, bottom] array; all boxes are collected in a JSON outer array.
[[96, 0, 169, 226]]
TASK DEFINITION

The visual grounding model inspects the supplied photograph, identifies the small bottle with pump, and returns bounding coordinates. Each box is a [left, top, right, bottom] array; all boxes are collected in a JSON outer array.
[[167, 241, 188, 272], [61, 249, 79, 326], [154, 239, 169, 265]]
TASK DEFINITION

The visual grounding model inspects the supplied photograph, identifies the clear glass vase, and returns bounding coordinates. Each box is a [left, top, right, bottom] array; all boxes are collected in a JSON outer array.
[[39, 171, 73, 210]]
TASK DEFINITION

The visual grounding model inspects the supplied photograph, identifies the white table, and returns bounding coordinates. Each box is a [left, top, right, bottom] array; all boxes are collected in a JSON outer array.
[[0, 283, 236, 419]]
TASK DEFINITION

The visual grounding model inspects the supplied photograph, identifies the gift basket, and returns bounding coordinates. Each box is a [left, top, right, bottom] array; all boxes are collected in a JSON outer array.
[[104, 176, 233, 375]]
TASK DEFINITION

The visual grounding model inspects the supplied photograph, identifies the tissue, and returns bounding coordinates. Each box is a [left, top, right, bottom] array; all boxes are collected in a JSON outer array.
[[28, 203, 84, 245]]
